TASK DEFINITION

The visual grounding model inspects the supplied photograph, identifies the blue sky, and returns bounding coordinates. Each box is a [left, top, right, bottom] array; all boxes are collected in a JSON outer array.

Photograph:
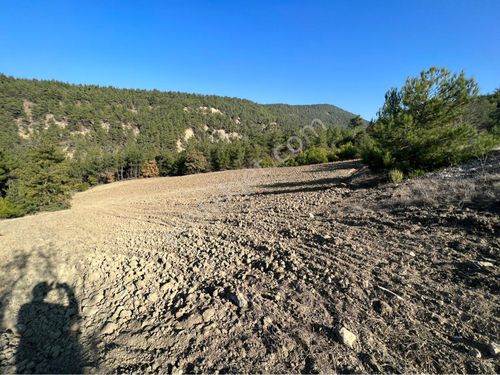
[[0, 0, 499, 119]]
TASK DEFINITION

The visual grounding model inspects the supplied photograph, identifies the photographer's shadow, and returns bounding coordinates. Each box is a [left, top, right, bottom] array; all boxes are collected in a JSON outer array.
[[16, 282, 82, 374]]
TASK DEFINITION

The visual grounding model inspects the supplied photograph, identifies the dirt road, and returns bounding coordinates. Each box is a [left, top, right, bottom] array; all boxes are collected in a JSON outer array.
[[1, 159, 498, 373]]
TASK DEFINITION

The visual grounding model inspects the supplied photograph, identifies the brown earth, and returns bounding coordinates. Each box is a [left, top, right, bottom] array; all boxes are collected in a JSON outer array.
[[0, 157, 499, 373]]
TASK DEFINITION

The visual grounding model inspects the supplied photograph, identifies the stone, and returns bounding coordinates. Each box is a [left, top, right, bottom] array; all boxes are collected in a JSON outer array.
[[149, 292, 159, 303], [488, 342, 499, 356], [308, 213, 315, 219], [202, 308, 216, 322], [119, 309, 132, 319], [228, 291, 248, 308], [477, 261, 494, 268], [263, 316, 273, 329], [83, 305, 99, 316], [16, 324, 26, 333], [88, 272, 101, 283], [90, 292, 104, 305], [101, 322, 118, 335], [336, 326, 357, 349], [161, 282, 175, 292], [50, 345, 61, 358], [276, 266, 285, 274], [185, 314, 203, 329]]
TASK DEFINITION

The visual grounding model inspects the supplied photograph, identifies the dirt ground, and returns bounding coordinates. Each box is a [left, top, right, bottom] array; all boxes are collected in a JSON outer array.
[[0, 157, 499, 373]]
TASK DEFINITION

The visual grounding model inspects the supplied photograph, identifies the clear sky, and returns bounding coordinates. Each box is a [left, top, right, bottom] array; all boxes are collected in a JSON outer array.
[[1, 0, 499, 119]]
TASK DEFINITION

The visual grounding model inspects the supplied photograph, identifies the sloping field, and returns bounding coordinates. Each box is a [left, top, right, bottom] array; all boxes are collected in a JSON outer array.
[[0, 159, 499, 373]]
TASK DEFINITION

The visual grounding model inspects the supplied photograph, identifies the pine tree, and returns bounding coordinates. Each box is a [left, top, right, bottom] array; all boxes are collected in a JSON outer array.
[[366, 67, 498, 172], [6, 144, 72, 213], [181, 150, 208, 174], [348, 115, 363, 129]]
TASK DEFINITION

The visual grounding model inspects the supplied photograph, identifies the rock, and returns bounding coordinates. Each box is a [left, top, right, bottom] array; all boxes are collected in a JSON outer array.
[[202, 308, 216, 322], [488, 342, 499, 356], [477, 261, 494, 268], [161, 282, 175, 292], [149, 292, 159, 303], [91, 292, 104, 305], [119, 309, 132, 320], [185, 314, 203, 329], [227, 291, 248, 308], [468, 348, 482, 358], [82, 366, 97, 374], [308, 213, 315, 219], [83, 305, 99, 316], [409, 251, 416, 257], [336, 326, 357, 349], [101, 322, 118, 335]]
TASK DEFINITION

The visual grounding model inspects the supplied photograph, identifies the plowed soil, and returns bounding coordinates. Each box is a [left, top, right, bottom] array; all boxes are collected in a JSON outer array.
[[1, 158, 499, 373]]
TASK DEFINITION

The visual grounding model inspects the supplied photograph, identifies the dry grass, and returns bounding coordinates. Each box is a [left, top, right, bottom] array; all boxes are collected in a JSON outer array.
[[390, 173, 499, 210]]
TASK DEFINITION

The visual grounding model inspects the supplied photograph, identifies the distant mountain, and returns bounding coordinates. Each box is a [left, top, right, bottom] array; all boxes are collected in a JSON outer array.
[[265, 103, 364, 129]]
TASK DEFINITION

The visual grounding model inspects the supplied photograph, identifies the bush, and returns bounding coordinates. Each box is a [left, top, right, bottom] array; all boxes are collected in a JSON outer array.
[[282, 158, 298, 167], [408, 169, 426, 178], [87, 175, 99, 186], [327, 150, 339, 162], [388, 169, 404, 184], [304, 147, 329, 164], [259, 156, 276, 168], [335, 142, 358, 160], [0, 198, 24, 218], [72, 181, 90, 192]]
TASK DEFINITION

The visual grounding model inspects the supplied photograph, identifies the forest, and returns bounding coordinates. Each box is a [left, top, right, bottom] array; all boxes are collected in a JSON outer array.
[[0, 67, 498, 218]]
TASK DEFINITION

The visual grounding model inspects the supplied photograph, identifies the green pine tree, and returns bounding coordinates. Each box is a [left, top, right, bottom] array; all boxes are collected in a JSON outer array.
[[6, 144, 72, 213]]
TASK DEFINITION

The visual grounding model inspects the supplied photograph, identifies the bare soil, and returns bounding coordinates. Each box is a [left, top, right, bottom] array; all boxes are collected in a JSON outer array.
[[0, 157, 499, 373]]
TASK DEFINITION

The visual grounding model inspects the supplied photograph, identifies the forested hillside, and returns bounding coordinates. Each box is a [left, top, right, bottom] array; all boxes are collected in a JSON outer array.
[[264, 103, 363, 129], [0, 68, 498, 218], [0, 73, 358, 156]]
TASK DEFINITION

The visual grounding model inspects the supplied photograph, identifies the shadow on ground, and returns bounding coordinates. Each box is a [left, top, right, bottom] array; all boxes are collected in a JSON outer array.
[[307, 160, 361, 173], [16, 282, 82, 374], [0, 245, 99, 373], [253, 160, 381, 196]]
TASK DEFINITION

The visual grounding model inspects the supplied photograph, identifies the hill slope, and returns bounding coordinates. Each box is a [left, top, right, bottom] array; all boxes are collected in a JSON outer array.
[[0, 74, 360, 154], [265, 103, 365, 129]]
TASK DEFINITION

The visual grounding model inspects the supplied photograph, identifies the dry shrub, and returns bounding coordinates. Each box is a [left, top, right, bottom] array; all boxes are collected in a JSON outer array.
[[141, 160, 160, 178], [99, 170, 115, 184], [390, 174, 498, 209]]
